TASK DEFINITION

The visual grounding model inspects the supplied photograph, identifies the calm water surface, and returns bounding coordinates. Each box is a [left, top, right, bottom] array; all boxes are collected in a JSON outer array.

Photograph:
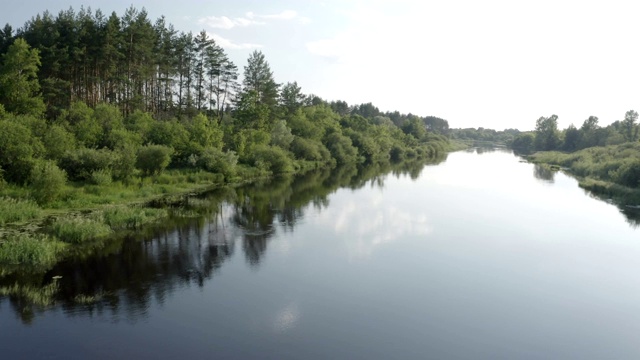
[[2, 149, 640, 359]]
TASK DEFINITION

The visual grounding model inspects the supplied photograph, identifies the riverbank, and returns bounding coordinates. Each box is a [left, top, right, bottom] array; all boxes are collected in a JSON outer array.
[[526, 142, 640, 205], [0, 154, 450, 270]]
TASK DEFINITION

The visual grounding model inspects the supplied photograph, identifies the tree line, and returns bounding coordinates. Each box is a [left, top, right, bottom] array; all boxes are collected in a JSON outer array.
[[510, 110, 639, 153], [0, 6, 449, 205]]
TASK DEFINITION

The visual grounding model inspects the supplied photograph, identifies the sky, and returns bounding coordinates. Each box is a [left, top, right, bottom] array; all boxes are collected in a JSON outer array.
[[3, 0, 640, 130]]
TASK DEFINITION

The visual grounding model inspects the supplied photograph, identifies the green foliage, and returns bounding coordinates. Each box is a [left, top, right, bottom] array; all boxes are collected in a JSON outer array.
[[530, 143, 640, 189], [90, 169, 113, 186], [49, 217, 112, 244], [290, 136, 332, 162], [125, 110, 155, 136], [98, 206, 167, 230], [60, 148, 115, 181], [270, 120, 294, 149], [0, 197, 42, 225], [29, 160, 67, 205], [0, 119, 43, 183], [188, 113, 223, 150], [402, 116, 427, 140], [325, 132, 359, 165], [136, 145, 173, 175], [622, 110, 639, 142], [111, 146, 137, 180], [0, 233, 66, 267], [0, 38, 45, 117], [247, 145, 294, 174], [66, 101, 102, 148], [197, 147, 238, 179], [534, 115, 561, 151], [43, 124, 76, 161]]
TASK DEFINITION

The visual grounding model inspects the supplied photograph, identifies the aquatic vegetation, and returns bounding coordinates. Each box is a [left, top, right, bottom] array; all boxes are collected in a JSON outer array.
[[0, 233, 66, 267], [97, 206, 168, 231], [49, 217, 113, 244]]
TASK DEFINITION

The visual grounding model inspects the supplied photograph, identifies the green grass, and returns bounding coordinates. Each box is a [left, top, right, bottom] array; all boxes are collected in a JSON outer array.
[[0, 197, 42, 225], [529, 142, 640, 203], [0, 233, 67, 267], [96, 206, 168, 231], [49, 217, 113, 244]]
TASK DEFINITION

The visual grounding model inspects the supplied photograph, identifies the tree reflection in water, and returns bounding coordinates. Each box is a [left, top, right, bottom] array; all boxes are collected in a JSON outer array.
[[0, 160, 436, 324]]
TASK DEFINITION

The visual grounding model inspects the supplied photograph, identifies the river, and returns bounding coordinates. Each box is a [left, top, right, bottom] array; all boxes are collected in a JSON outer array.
[[2, 148, 640, 359]]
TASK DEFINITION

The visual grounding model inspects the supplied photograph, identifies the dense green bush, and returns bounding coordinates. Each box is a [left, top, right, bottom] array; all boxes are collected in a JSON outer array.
[[90, 169, 113, 186], [29, 160, 67, 205], [42, 124, 77, 161], [0, 119, 43, 183], [325, 132, 359, 165], [59, 147, 115, 181], [291, 136, 331, 162], [136, 145, 173, 175], [197, 147, 238, 179], [247, 145, 294, 174]]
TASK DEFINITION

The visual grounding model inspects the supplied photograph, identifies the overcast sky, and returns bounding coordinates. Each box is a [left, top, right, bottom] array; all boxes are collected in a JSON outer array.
[[3, 0, 640, 130]]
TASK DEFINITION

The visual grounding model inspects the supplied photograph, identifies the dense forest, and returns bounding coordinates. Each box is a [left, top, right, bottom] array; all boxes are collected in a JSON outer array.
[[0, 6, 451, 209]]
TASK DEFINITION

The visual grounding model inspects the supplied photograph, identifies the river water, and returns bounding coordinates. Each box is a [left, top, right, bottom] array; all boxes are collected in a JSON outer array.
[[2, 148, 640, 359]]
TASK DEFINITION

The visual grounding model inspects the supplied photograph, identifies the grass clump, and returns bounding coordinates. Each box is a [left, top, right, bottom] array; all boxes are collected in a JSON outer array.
[[0, 197, 42, 225], [0, 233, 66, 267], [98, 206, 168, 230], [49, 217, 112, 244]]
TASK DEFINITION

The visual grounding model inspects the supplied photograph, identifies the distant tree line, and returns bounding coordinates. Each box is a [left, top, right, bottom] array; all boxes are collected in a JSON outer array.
[[510, 111, 639, 153], [449, 127, 521, 145]]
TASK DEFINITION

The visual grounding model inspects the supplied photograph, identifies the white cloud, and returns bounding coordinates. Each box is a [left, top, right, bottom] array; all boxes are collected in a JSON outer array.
[[199, 10, 309, 30], [198, 15, 264, 30], [209, 33, 262, 50]]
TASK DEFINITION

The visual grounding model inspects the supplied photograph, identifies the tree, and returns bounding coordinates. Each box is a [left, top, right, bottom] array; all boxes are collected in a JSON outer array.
[[0, 38, 46, 116], [563, 124, 580, 151], [534, 115, 560, 151], [622, 110, 638, 142], [242, 50, 279, 108], [280, 81, 306, 115]]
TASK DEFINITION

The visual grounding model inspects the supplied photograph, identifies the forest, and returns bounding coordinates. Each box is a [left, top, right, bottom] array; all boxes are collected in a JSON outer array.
[[0, 6, 453, 203], [0, 6, 451, 265]]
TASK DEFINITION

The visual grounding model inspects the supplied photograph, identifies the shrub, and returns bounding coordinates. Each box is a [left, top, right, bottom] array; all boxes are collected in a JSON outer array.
[[247, 145, 294, 174], [90, 169, 113, 186], [198, 147, 238, 179], [136, 145, 173, 175], [325, 133, 358, 165], [0, 119, 43, 183], [42, 124, 77, 161], [271, 120, 294, 149], [30, 161, 67, 205], [612, 161, 640, 187], [291, 136, 331, 162], [60, 147, 116, 181]]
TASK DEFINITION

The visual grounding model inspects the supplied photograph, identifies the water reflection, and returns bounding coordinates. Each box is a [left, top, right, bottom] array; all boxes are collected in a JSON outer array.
[[533, 164, 556, 183], [0, 159, 437, 324]]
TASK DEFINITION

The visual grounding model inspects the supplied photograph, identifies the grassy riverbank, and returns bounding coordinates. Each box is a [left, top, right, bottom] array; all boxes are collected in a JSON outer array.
[[0, 153, 453, 270], [527, 142, 640, 204]]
